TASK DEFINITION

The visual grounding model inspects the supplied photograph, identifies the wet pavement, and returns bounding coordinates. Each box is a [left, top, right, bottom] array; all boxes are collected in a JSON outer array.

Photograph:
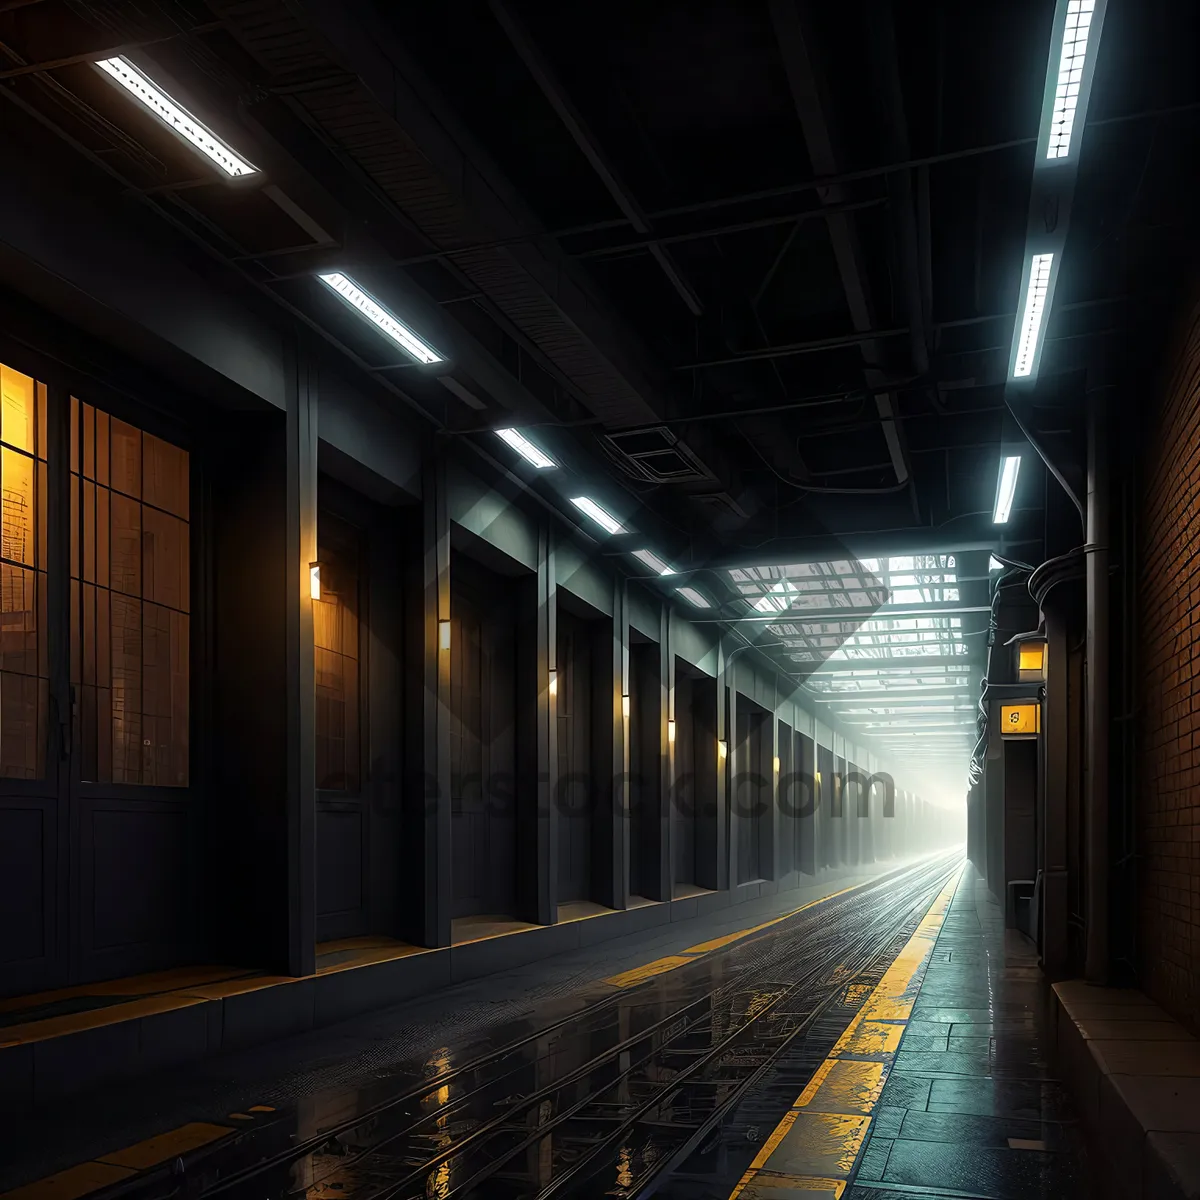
[[1, 855, 962, 1200], [842, 862, 1092, 1199]]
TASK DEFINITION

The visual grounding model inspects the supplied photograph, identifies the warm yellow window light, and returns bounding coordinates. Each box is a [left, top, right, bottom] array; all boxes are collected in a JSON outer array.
[[621, 694, 631, 720], [667, 719, 676, 744], [1018, 642, 1046, 672], [309, 561, 321, 601], [718, 739, 728, 762], [438, 619, 451, 651]]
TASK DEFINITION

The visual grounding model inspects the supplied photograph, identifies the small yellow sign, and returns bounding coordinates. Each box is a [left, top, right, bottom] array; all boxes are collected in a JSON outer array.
[[1001, 702, 1040, 736]]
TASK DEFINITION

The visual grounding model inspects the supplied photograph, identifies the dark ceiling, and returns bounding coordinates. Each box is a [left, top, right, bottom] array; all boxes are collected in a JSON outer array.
[[2, 0, 1197, 775]]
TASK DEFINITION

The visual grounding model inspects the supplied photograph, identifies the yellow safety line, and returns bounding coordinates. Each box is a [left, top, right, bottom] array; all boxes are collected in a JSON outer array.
[[603, 883, 861, 988], [2, 1124, 234, 1200], [728, 863, 963, 1198]]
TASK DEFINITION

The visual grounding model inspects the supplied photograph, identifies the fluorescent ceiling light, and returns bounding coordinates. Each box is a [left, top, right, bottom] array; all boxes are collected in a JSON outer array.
[[1012, 253, 1054, 379], [993, 456, 1021, 524], [676, 586, 711, 609], [1046, 0, 1099, 161], [570, 496, 624, 535], [95, 56, 257, 178], [495, 427, 555, 469], [317, 273, 442, 364], [632, 549, 675, 575]]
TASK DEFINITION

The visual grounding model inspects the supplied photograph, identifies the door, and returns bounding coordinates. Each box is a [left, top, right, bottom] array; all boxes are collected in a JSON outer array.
[[69, 395, 198, 982], [0, 364, 58, 996], [314, 509, 368, 941], [0, 364, 201, 997], [557, 613, 592, 904]]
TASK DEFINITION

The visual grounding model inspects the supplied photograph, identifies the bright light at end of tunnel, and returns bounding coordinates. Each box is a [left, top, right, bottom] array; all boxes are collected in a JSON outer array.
[[317, 273, 443, 364], [1011, 253, 1054, 379], [570, 496, 625, 535], [95, 57, 258, 178], [495, 428, 555, 469], [993, 456, 1021, 524]]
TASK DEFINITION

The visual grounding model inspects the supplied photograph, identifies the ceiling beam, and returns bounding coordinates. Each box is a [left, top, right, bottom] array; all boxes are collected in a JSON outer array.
[[488, 0, 703, 317], [801, 654, 973, 672], [767, 0, 915, 510]]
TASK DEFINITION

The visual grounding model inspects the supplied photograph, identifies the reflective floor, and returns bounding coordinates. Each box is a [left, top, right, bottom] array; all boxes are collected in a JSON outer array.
[[842, 864, 1092, 1200], [3, 856, 1088, 1200]]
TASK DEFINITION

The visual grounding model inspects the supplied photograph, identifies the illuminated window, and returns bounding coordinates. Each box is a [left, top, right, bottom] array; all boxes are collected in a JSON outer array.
[[314, 514, 361, 792], [70, 400, 189, 785], [0, 363, 47, 779]]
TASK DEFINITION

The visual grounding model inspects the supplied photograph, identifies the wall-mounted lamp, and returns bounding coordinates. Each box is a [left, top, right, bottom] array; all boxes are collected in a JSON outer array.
[[309, 561, 322, 601], [621, 694, 630, 721], [438, 619, 451, 651], [667, 719, 676, 745], [718, 739, 728, 763], [548, 668, 558, 698]]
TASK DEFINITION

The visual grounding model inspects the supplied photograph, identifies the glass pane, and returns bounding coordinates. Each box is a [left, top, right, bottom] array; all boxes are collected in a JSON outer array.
[[71, 401, 189, 786], [0, 365, 36, 454], [144, 432, 189, 519], [2, 448, 35, 567], [0, 361, 47, 780], [109, 418, 140, 499]]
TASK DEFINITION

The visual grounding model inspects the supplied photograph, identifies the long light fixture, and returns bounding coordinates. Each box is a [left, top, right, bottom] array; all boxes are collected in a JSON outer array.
[[676, 586, 711, 609], [632, 549, 675, 575], [317, 273, 442, 364], [570, 496, 625, 535], [495, 428, 555, 469], [95, 57, 257, 178], [1011, 253, 1054, 379], [1044, 0, 1103, 162], [993, 456, 1022, 524]]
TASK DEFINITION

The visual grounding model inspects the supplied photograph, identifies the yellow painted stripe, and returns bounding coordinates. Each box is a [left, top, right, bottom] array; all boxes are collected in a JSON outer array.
[[726, 864, 963, 1197], [0, 1163, 137, 1200], [606, 882, 865, 987], [97, 1122, 234, 1170], [3, 1123, 236, 1200], [605, 955, 695, 988]]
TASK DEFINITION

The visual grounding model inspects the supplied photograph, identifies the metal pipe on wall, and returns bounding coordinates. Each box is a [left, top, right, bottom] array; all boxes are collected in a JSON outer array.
[[1084, 395, 1110, 982]]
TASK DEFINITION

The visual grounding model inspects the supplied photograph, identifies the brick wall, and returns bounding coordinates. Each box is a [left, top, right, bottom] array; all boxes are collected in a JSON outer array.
[[1138, 293, 1200, 1033]]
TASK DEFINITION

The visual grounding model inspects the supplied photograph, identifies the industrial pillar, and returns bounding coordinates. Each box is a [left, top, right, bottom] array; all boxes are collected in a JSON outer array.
[[406, 452, 452, 950], [516, 523, 556, 926]]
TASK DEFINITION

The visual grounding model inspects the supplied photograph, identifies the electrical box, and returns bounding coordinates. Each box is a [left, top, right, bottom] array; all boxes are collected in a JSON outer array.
[[1000, 702, 1041, 737]]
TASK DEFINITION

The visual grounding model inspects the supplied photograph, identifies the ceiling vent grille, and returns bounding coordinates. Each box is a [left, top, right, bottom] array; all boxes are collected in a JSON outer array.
[[600, 426, 712, 485]]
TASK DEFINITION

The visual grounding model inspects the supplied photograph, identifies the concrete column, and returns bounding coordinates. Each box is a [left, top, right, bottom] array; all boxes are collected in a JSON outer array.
[[596, 578, 628, 910], [1042, 608, 1070, 974], [654, 603, 672, 903], [769, 699, 781, 880], [284, 343, 318, 976], [409, 453, 452, 949], [516, 523, 555, 925]]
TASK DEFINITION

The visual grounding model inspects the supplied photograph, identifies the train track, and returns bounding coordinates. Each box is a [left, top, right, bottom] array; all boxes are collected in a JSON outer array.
[[153, 852, 959, 1200]]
